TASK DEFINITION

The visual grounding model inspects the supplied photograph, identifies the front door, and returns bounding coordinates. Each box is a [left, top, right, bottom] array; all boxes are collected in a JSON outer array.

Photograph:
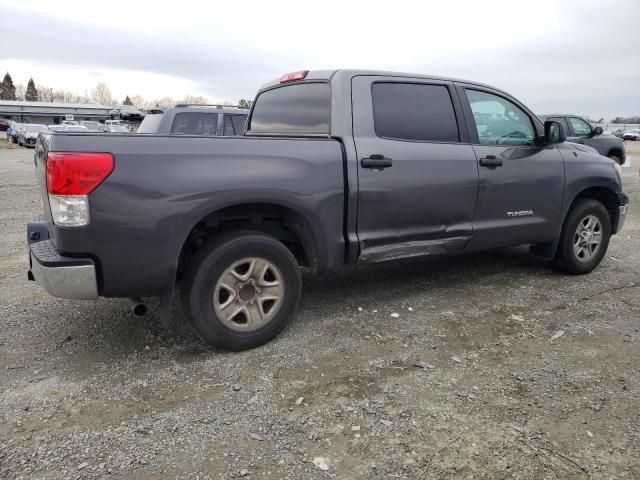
[[457, 85, 565, 250], [352, 76, 479, 262]]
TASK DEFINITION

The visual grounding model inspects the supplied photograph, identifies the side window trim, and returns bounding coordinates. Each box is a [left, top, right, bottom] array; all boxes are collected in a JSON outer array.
[[369, 80, 467, 144], [455, 83, 542, 146]]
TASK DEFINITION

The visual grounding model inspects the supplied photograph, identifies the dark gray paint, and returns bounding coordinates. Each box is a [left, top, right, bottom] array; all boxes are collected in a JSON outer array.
[[30, 70, 627, 300]]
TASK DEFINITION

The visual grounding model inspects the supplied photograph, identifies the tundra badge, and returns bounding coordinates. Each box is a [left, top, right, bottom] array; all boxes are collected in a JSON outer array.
[[506, 210, 534, 217]]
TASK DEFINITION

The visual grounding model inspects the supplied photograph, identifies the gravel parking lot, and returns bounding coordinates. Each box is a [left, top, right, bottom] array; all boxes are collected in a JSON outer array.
[[1, 143, 638, 479]]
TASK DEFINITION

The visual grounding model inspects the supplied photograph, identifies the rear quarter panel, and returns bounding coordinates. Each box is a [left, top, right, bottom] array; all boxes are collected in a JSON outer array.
[[45, 134, 345, 297]]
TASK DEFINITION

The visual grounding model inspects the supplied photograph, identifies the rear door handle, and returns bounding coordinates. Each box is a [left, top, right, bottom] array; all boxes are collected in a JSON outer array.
[[478, 155, 503, 168], [361, 154, 393, 169]]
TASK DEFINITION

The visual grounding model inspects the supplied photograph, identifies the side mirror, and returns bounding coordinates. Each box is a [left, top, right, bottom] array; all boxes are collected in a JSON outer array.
[[591, 126, 603, 137], [544, 120, 566, 144]]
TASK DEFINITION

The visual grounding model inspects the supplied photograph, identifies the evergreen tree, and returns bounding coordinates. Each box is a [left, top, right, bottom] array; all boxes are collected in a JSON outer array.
[[238, 99, 252, 109], [25, 78, 38, 101], [123, 95, 133, 106], [1, 72, 16, 100]]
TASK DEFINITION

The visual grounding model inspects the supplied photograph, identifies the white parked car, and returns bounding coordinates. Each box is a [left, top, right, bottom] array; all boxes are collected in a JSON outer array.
[[621, 129, 640, 141]]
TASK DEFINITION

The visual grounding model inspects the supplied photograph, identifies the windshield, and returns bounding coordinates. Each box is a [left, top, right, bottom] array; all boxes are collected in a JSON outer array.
[[27, 125, 47, 133]]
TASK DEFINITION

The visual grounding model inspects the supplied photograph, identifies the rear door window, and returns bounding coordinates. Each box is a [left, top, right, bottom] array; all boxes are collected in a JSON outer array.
[[223, 115, 248, 135], [372, 83, 459, 142], [223, 115, 235, 136], [231, 115, 246, 135], [248, 83, 330, 134], [170, 112, 219, 135]]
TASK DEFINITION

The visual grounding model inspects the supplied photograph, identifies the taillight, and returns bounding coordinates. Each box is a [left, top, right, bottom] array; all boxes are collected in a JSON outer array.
[[279, 70, 309, 83], [46, 152, 114, 226], [47, 152, 114, 195]]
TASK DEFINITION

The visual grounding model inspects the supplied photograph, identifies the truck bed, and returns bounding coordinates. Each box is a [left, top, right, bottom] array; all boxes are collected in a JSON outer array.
[[34, 133, 346, 297]]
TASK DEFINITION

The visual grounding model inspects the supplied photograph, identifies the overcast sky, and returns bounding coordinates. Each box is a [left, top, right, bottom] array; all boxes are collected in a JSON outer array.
[[1, 0, 638, 119]]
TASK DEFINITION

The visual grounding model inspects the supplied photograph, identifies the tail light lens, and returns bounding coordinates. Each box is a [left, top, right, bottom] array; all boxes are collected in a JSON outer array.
[[47, 152, 114, 195], [46, 152, 114, 226]]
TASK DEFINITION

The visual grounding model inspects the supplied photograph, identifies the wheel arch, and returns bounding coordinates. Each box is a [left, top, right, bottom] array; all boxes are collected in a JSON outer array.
[[531, 185, 620, 260], [176, 201, 323, 282], [606, 147, 624, 164], [568, 186, 620, 229]]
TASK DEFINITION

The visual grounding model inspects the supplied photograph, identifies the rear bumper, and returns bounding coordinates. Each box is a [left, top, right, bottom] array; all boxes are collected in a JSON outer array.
[[613, 192, 629, 234], [27, 217, 98, 300]]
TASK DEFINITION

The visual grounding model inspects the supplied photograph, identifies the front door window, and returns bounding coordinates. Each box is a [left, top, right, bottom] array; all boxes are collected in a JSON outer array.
[[465, 90, 535, 146]]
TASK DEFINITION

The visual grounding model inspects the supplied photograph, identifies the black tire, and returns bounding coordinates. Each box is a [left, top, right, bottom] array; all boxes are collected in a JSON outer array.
[[553, 199, 611, 275], [182, 231, 301, 350]]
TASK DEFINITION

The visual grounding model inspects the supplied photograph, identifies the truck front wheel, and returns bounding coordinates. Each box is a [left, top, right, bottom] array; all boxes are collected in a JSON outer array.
[[182, 231, 302, 350], [553, 199, 611, 275]]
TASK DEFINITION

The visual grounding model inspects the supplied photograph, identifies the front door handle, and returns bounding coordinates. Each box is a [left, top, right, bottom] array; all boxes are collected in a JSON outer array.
[[578, 140, 585, 144], [361, 154, 393, 170], [478, 155, 503, 168]]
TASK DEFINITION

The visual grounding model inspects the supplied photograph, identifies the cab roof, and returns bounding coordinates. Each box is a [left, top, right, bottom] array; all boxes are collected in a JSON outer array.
[[259, 69, 500, 92]]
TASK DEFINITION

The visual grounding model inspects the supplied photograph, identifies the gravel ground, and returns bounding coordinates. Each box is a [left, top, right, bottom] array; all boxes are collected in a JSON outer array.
[[1, 143, 639, 480]]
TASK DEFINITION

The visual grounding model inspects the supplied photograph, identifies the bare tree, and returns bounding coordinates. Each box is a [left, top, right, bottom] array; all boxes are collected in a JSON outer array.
[[37, 85, 53, 102], [91, 82, 114, 106], [181, 94, 209, 105], [14, 83, 26, 101], [129, 95, 145, 108]]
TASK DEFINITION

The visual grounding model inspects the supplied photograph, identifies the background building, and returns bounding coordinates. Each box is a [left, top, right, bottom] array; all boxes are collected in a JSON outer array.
[[0, 100, 111, 125]]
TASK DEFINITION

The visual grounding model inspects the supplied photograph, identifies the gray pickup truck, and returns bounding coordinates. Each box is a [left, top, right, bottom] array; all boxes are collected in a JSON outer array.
[[539, 114, 626, 164], [28, 69, 629, 350]]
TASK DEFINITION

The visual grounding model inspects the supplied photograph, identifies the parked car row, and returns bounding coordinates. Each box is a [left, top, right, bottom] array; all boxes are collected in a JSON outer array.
[[4, 105, 251, 145], [4, 119, 132, 147]]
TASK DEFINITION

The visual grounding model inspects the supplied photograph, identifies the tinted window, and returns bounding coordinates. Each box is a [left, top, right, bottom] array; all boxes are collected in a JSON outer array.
[[249, 83, 330, 134], [223, 115, 235, 136], [466, 90, 534, 146], [372, 83, 459, 142], [569, 117, 592, 135], [231, 114, 246, 135], [170, 112, 219, 135]]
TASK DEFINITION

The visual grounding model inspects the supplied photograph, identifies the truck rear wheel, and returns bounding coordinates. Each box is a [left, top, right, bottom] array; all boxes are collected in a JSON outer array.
[[182, 231, 301, 350], [553, 199, 611, 275]]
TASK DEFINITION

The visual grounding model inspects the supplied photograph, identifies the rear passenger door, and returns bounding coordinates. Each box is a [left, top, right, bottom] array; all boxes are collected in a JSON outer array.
[[352, 76, 479, 262], [457, 85, 564, 249]]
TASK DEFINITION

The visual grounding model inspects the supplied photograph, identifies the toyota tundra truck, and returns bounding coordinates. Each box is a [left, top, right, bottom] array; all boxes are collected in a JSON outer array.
[[27, 69, 629, 350]]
